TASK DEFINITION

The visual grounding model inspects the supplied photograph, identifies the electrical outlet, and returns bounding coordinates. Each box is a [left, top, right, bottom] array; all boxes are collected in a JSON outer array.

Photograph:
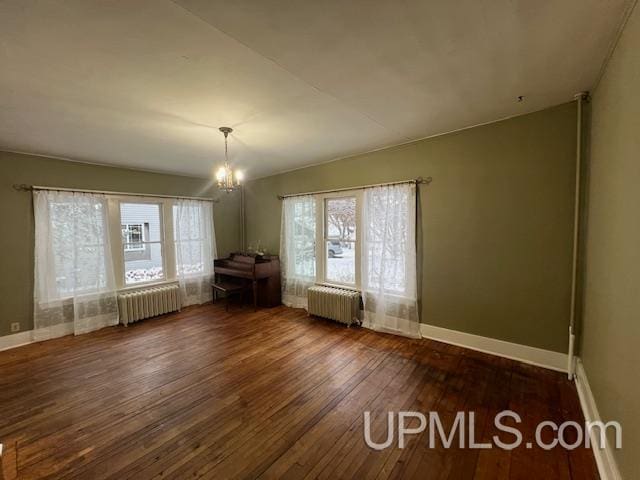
[[10, 322, 20, 333]]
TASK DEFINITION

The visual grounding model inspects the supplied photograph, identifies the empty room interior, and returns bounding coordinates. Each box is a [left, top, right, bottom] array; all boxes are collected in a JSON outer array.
[[1, 1, 639, 479]]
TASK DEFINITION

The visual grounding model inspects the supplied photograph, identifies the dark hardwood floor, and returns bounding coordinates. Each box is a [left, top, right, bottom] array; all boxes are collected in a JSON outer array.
[[0, 304, 598, 479]]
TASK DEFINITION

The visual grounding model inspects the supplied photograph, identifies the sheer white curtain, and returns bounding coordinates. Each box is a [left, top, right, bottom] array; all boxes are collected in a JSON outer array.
[[33, 190, 119, 340], [280, 195, 317, 309], [361, 183, 420, 338], [174, 199, 216, 307]]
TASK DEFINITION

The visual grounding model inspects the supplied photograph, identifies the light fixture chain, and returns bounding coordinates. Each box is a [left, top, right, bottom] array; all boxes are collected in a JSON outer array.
[[224, 133, 229, 165]]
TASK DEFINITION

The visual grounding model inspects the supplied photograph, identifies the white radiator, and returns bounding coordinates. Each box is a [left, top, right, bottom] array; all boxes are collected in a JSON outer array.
[[118, 284, 181, 326], [307, 286, 361, 326]]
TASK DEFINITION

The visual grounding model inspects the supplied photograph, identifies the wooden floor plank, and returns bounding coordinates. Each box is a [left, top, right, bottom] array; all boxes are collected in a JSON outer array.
[[0, 304, 598, 479]]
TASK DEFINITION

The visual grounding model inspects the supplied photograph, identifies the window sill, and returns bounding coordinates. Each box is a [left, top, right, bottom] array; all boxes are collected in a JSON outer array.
[[119, 280, 178, 293], [316, 282, 360, 293], [314, 283, 414, 302]]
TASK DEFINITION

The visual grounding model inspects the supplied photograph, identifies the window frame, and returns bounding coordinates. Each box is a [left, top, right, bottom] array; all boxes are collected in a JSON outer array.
[[109, 196, 177, 290], [315, 190, 362, 290], [119, 200, 166, 286]]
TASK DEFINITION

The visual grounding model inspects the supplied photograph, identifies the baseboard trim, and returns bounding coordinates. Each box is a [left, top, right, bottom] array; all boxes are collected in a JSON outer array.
[[4, 320, 568, 374], [0, 323, 74, 352], [574, 360, 622, 480], [0, 330, 33, 352], [419, 323, 568, 372]]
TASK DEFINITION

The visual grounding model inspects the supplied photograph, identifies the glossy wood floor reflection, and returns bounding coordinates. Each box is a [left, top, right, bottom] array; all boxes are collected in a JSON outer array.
[[0, 304, 597, 479]]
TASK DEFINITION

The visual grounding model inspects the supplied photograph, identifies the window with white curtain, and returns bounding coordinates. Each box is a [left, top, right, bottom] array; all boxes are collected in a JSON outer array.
[[280, 182, 419, 338], [362, 186, 411, 295], [282, 190, 363, 292], [291, 199, 317, 279], [33, 191, 119, 340], [280, 195, 316, 308], [33, 191, 217, 340], [173, 199, 216, 307], [46, 195, 113, 295], [174, 202, 211, 276], [361, 183, 419, 338]]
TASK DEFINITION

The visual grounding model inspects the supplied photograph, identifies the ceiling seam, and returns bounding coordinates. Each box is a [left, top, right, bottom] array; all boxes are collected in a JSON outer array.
[[248, 100, 576, 182], [591, 0, 638, 92], [2, 101, 573, 183], [167, 0, 412, 142]]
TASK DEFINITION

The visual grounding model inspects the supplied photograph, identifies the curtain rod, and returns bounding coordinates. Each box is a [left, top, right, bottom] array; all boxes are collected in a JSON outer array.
[[12, 184, 219, 203], [277, 176, 432, 200]]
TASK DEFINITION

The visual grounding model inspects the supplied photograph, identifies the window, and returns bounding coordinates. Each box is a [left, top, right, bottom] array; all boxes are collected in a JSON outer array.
[[362, 187, 410, 295], [173, 201, 214, 277], [120, 202, 164, 284], [47, 195, 111, 295], [122, 223, 147, 251], [324, 197, 357, 286], [292, 199, 316, 278]]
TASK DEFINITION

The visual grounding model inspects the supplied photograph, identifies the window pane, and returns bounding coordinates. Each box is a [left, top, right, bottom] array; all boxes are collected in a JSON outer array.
[[120, 202, 164, 285], [120, 203, 162, 242], [124, 242, 164, 284], [326, 197, 356, 240], [326, 240, 355, 285]]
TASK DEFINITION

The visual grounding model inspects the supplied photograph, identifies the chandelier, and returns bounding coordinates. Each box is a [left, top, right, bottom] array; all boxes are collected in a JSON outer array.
[[216, 127, 243, 192]]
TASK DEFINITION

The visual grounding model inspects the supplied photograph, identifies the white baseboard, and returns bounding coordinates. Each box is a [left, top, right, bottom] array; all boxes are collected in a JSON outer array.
[[419, 323, 568, 372], [0, 323, 74, 352], [0, 330, 34, 352], [2, 320, 566, 374], [574, 360, 622, 480]]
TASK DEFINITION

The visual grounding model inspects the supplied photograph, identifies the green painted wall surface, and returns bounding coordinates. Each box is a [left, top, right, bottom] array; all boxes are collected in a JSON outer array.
[[0, 151, 240, 337], [580, 3, 640, 478], [244, 103, 577, 353]]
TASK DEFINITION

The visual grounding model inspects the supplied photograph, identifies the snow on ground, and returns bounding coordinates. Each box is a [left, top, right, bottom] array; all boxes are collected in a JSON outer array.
[[326, 245, 355, 284]]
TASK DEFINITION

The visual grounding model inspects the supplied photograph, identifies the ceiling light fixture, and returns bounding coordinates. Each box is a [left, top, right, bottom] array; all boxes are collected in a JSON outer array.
[[215, 127, 242, 193]]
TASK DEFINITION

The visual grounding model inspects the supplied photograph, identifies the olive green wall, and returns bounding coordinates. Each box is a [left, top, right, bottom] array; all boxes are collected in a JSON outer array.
[[0, 151, 241, 337], [580, 3, 640, 477], [244, 103, 577, 353]]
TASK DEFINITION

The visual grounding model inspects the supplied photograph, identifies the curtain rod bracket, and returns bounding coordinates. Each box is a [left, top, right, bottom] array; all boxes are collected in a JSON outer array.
[[13, 184, 33, 192]]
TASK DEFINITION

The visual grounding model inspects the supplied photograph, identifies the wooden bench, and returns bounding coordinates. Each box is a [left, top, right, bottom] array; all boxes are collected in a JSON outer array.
[[211, 281, 250, 311]]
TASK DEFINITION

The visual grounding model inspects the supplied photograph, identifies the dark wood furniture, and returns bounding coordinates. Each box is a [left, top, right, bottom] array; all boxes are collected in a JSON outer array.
[[211, 280, 249, 311], [214, 253, 281, 310]]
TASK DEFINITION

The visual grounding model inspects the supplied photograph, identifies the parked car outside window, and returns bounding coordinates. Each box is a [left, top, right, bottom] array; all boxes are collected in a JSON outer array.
[[328, 240, 343, 258]]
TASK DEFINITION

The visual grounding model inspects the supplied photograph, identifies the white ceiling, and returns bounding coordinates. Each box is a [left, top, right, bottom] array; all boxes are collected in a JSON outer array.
[[0, 0, 631, 179]]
